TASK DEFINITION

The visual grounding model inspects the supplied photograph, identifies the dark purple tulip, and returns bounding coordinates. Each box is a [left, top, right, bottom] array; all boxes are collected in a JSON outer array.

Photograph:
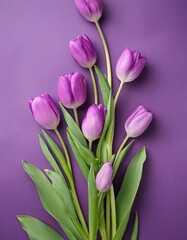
[[116, 48, 147, 83], [75, 0, 104, 22], [58, 72, 87, 109], [125, 105, 153, 138], [69, 35, 97, 68], [96, 162, 113, 192], [82, 104, 107, 141], [29, 93, 60, 130]]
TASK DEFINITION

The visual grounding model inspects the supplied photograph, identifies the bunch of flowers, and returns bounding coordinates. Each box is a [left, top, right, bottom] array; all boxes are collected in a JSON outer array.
[[18, 1, 153, 239]]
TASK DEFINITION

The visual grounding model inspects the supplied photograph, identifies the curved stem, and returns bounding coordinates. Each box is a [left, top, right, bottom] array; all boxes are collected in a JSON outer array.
[[54, 128, 72, 173], [89, 67, 98, 104], [73, 108, 79, 127], [110, 185, 116, 239], [113, 135, 129, 166], [114, 81, 124, 108], [95, 21, 112, 88]]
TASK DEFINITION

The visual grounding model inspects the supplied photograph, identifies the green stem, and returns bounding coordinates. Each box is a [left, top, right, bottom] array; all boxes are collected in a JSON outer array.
[[55, 129, 88, 235], [106, 191, 111, 240], [110, 185, 116, 239], [98, 192, 103, 209], [113, 135, 129, 167], [89, 67, 98, 104], [114, 81, 124, 108], [99, 195, 108, 240], [54, 128, 72, 173], [95, 21, 112, 88], [71, 185, 89, 236], [73, 108, 79, 127], [89, 140, 93, 150]]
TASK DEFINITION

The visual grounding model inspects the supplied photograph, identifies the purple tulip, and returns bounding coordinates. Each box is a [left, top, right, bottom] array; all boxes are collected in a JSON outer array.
[[29, 93, 60, 130], [82, 104, 107, 141], [96, 162, 113, 192], [58, 72, 87, 109], [75, 0, 104, 22], [69, 35, 97, 68], [125, 105, 153, 138], [116, 48, 147, 83]]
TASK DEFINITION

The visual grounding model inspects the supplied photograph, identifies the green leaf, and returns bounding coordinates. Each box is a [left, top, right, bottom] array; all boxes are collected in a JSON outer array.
[[60, 103, 87, 147], [45, 170, 76, 219], [67, 128, 98, 169], [46, 170, 88, 240], [42, 130, 71, 184], [96, 91, 114, 161], [94, 65, 110, 106], [114, 147, 146, 240], [38, 133, 61, 175], [17, 215, 64, 240], [131, 213, 138, 240], [113, 141, 133, 178], [22, 161, 82, 240], [67, 130, 89, 180], [88, 164, 99, 240]]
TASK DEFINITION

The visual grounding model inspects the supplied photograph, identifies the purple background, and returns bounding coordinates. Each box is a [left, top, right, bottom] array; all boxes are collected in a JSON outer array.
[[1, 0, 187, 239]]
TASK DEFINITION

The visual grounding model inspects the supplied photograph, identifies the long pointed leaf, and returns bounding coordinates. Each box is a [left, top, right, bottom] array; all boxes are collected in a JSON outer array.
[[113, 141, 133, 178], [131, 213, 138, 240], [67, 128, 98, 169], [94, 65, 110, 106], [38, 133, 61, 174], [42, 130, 71, 184], [46, 170, 88, 240], [60, 103, 87, 147], [22, 161, 82, 240], [17, 215, 64, 240], [88, 164, 99, 240], [114, 147, 146, 240], [67, 131, 89, 180], [45, 170, 76, 218], [96, 91, 114, 161]]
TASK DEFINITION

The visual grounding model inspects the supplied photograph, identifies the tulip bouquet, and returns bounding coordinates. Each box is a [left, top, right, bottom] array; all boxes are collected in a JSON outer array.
[[17, 1, 153, 240]]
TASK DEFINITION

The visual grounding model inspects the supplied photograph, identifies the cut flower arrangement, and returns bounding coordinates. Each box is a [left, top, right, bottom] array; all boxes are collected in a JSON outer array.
[[17, 0, 153, 239]]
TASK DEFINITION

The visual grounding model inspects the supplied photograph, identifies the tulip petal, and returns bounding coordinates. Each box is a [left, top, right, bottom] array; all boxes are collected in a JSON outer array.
[[31, 96, 59, 129], [58, 75, 74, 108], [71, 72, 87, 108], [42, 93, 60, 121]]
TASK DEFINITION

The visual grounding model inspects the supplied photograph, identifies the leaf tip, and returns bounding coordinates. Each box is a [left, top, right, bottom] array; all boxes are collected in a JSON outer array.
[[38, 132, 42, 138], [44, 169, 50, 174], [42, 129, 46, 135], [22, 160, 26, 166], [17, 215, 22, 223]]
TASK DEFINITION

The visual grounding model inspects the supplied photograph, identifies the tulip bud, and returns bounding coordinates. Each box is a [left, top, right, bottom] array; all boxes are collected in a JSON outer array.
[[82, 104, 107, 141], [29, 93, 60, 130], [116, 48, 147, 83], [125, 105, 153, 138], [58, 72, 87, 109], [69, 35, 97, 68], [96, 162, 113, 192], [75, 0, 104, 22]]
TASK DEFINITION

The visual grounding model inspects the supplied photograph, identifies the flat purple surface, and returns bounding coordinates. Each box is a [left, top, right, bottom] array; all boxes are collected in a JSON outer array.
[[1, 0, 187, 239]]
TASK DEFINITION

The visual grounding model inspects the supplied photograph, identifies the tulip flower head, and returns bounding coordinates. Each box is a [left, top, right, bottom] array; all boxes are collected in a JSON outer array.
[[82, 104, 107, 141], [58, 72, 87, 109], [116, 48, 147, 83], [75, 0, 104, 22], [29, 93, 60, 130], [69, 35, 97, 68], [96, 162, 113, 192], [125, 105, 153, 138]]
